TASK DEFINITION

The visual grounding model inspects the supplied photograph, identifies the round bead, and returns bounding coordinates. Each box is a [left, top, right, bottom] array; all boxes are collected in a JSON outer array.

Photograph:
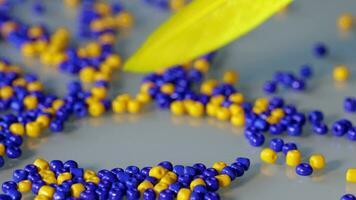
[[333, 65, 350, 82], [282, 143, 298, 155], [296, 163, 313, 176], [269, 138, 284, 152], [309, 154, 326, 170], [344, 97, 356, 113], [338, 13, 355, 31], [260, 148, 278, 164], [340, 194, 356, 200], [286, 150, 302, 167], [313, 42, 328, 58]]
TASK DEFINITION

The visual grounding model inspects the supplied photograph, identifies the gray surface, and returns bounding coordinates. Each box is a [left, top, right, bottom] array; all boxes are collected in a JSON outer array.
[[1, 0, 356, 199]]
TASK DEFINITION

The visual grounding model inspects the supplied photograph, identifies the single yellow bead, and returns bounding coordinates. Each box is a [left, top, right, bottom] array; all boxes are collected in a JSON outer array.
[[9, 123, 25, 136], [153, 182, 168, 194], [333, 65, 350, 82], [206, 103, 218, 117], [36, 115, 51, 129], [79, 67, 96, 83], [160, 172, 178, 185], [28, 26, 43, 38], [190, 178, 206, 190], [149, 166, 168, 180], [34, 195, 50, 200], [105, 54, 122, 69], [39, 169, 55, 178], [254, 98, 269, 110], [215, 174, 231, 187], [0, 143, 5, 156], [21, 43, 36, 57], [200, 82, 216, 95], [57, 172, 72, 185], [187, 102, 205, 118], [271, 108, 285, 119], [230, 114, 245, 127], [286, 150, 302, 167], [346, 168, 356, 183], [52, 99, 64, 111], [193, 59, 210, 73], [112, 99, 127, 114], [338, 13, 354, 31], [223, 70, 238, 84], [87, 176, 100, 184], [71, 183, 85, 198], [136, 92, 151, 104], [210, 95, 225, 106], [260, 148, 278, 164], [115, 94, 131, 102], [229, 93, 244, 104], [309, 154, 326, 170], [170, 101, 185, 116], [266, 116, 279, 124], [12, 78, 27, 87], [43, 176, 57, 185], [127, 100, 142, 114], [177, 188, 191, 200], [161, 83, 175, 94], [84, 169, 96, 180], [26, 122, 42, 138], [229, 104, 244, 115], [94, 72, 111, 82], [115, 11, 134, 28], [38, 185, 55, 198], [91, 87, 107, 100], [24, 95, 38, 110], [212, 161, 227, 173], [88, 101, 106, 117], [137, 180, 154, 193], [27, 81, 44, 92], [86, 42, 102, 57], [216, 107, 231, 121], [253, 106, 265, 114], [18, 180, 32, 193], [0, 86, 14, 99]]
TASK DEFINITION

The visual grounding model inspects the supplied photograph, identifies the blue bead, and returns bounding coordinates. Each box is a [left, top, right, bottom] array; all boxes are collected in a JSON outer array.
[[80, 190, 96, 199], [204, 192, 220, 200], [177, 175, 192, 187], [12, 169, 28, 182], [168, 182, 182, 194], [313, 42, 328, 58], [269, 124, 285, 135], [287, 124, 302, 136], [27, 173, 41, 182], [140, 167, 151, 177], [143, 188, 156, 200], [53, 191, 66, 200], [312, 123, 328, 135], [270, 138, 284, 152], [291, 79, 306, 90], [108, 188, 122, 200], [299, 64, 313, 79], [193, 163, 206, 174], [184, 166, 197, 176], [292, 113, 306, 126], [2, 181, 17, 193], [159, 189, 175, 200], [341, 194, 356, 200], [248, 133, 265, 147], [283, 105, 296, 115], [203, 168, 218, 177], [332, 120, 350, 137], [205, 177, 219, 192], [295, 163, 313, 176], [50, 160, 64, 172], [190, 191, 204, 200], [282, 143, 298, 155], [84, 182, 97, 191], [71, 167, 84, 178], [64, 160, 78, 170], [308, 110, 324, 124], [0, 194, 12, 200], [0, 156, 4, 168], [158, 161, 173, 171], [193, 185, 208, 194], [347, 127, 356, 141], [7, 190, 21, 200], [253, 118, 269, 132], [344, 97, 356, 113], [126, 188, 140, 200], [221, 166, 237, 180], [32, 181, 45, 194], [125, 166, 140, 175], [235, 157, 250, 171], [263, 81, 277, 94], [5, 146, 21, 159], [125, 178, 139, 189], [50, 120, 64, 132]]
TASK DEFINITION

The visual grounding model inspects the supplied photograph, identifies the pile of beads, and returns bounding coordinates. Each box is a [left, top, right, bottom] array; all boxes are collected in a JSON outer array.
[[0, 157, 250, 199]]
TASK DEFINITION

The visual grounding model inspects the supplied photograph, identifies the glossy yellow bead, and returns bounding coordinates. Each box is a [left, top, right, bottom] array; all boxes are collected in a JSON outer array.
[[18, 180, 32, 193], [286, 150, 302, 167], [38, 185, 55, 198], [170, 101, 185, 116], [346, 168, 356, 183], [86, 42, 101, 57], [177, 188, 191, 200], [36, 115, 51, 129], [309, 154, 326, 170], [40, 52, 53, 65], [190, 178, 206, 190], [26, 122, 42, 138], [33, 159, 48, 171], [161, 83, 175, 94], [206, 103, 218, 117], [254, 98, 269, 110], [187, 102, 205, 118], [338, 13, 354, 31], [24, 95, 38, 110], [91, 87, 107, 100], [115, 11, 134, 28], [266, 116, 279, 124], [88, 101, 106, 117], [0, 86, 14, 99], [127, 100, 142, 114], [223, 70, 238, 84], [57, 172, 72, 184], [71, 183, 85, 198], [210, 95, 225, 106], [260, 148, 278, 164], [137, 180, 154, 193], [253, 106, 264, 114], [34, 195, 50, 200], [216, 107, 231, 121], [136, 92, 151, 104], [215, 174, 231, 187], [229, 104, 244, 115], [153, 182, 168, 194], [43, 176, 57, 185], [27, 81, 44, 92], [271, 108, 285, 119], [9, 123, 25, 136], [229, 93, 244, 104], [39, 169, 55, 178], [0, 144, 5, 156], [149, 166, 168, 180], [79, 67, 96, 83], [21, 43, 36, 57], [87, 176, 100, 184], [112, 99, 127, 114], [161, 172, 178, 185], [12, 78, 27, 87], [105, 54, 122, 69], [84, 169, 96, 180], [212, 161, 227, 173], [333, 65, 350, 82], [193, 59, 210, 73], [94, 72, 111, 82], [52, 99, 64, 111], [230, 114, 245, 127]]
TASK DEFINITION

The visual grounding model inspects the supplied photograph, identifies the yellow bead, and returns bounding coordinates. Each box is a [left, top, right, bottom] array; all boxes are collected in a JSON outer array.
[[86, 42, 102, 57], [84, 169, 96, 180], [333, 65, 350, 82], [26, 122, 42, 138], [193, 59, 210, 73], [52, 99, 64, 111], [309, 154, 326, 170], [43, 176, 57, 185], [28, 26, 43, 38], [149, 166, 168, 180], [161, 83, 175, 94], [254, 98, 269, 110], [99, 33, 116, 45], [87, 176, 100, 184], [216, 107, 231, 121], [271, 108, 285, 119], [170, 101, 185, 116], [115, 11, 134, 28], [215, 174, 231, 187], [266, 116, 279, 124], [190, 178, 206, 190], [115, 93, 132, 102], [27, 81, 44, 92], [18, 180, 32, 193], [35, 40, 48, 54], [38, 185, 55, 198], [177, 188, 191, 200], [0, 143, 5, 156], [12, 78, 27, 87], [286, 150, 302, 167], [212, 161, 227, 173], [36, 115, 51, 129], [153, 182, 168, 194], [105, 54, 122, 69], [112, 99, 127, 113], [21, 43, 36, 57], [346, 168, 356, 183], [79, 67, 96, 83], [136, 92, 151, 104], [88, 101, 106, 117], [229, 104, 244, 115], [33, 158, 49, 171], [57, 172, 72, 184], [39, 169, 55, 178], [140, 82, 154, 93], [71, 183, 85, 198], [0, 86, 14, 99], [260, 148, 278, 164], [127, 100, 142, 114], [94, 2, 112, 15], [160, 172, 178, 185], [206, 103, 218, 117], [230, 114, 245, 127], [34, 195, 50, 200], [64, 0, 80, 7], [229, 93, 244, 104], [91, 87, 107, 100], [187, 102, 205, 118], [137, 180, 154, 193], [40, 52, 53, 65], [9, 123, 25, 136], [223, 70, 238, 84], [24, 95, 38, 110], [338, 13, 354, 31], [210, 95, 225, 106]]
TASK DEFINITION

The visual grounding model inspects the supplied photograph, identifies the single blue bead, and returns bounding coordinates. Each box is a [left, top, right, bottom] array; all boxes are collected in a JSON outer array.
[[282, 143, 298, 155], [299, 64, 313, 79], [253, 118, 269, 132], [221, 166, 237, 181], [158, 161, 173, 171], [168, 182, 182, 194], [32, 181, 45, 194], [108, 188, 122, 200], [205, 177, 219, 192], [50, 160, 64, 172], [269, 97, 284, 108], [203, 168, 218, 177], [84, 182, 97, 191], [229, 163, 245, 177], [50, 120, 64, 132], [340, 194, 356, 200], [159, 189, 175, 200], [283, 105, 296, 115], [248, 133, 265, 147], [190, 191, 204, 200], [139, 167, 151, 177], [270, 138, 284, 152], [292, 113, 306, 126], [5, 146, 21, 159], [295, 163, 313, 176], [126, 188, 140, 200], [308, 110, 324, 124], [143, 188, 156, 200], [332, 120, 349, 137], [263, 81, 277, 94], [125, 178, 139, 189], [235, 157, 250, 171], [177, 175, 192, 187], [7, 190, 21, 200], [269, 124, 285, 135], [312, 123, 328, 135], [347, 127, 356, 141], [291, 79, 306, 90], [12, 169, 28, 182], [313, 42, 328, 58], [0, 194, 12, 200], [2, 181, 17, 193], [27, 173, 41, 182], [344, 97, 356, 113], [0, 156, 4, 168], [63, 160, 78, 170], [53, 191, 67, 200], [287, 124, 302, 136], [125, 166, 140, 175], [204, 192, 220, 200], [193, 185, 208, 194], [145, 176, 158, 185], [193, 163, 206, 174], [184, 166, 197, 177]]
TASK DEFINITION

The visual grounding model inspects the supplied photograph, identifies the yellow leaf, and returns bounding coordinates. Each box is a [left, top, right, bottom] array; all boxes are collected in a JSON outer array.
[[124, 0, 293, 73]]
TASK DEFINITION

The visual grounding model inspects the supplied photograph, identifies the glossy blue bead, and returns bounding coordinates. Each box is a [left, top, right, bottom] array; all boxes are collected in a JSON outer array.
[[313, 42, 328, 58], [0, 156, 4, 168], [193, 163, 206, 174], [203, 168, 218, 177], [177, 175, 192, 187], [190, 191, 204, 200], [312, 123, 328, 135], [308, 110, 324, 124], [221, 166, 237, 180], [24, 164, 38, 174], [12, 169, 28, 182], [292, 113, 306, 126], [283, 105, 296, 115], [270, 138, 284, 152], [332, 120, 350, 137], [205, 177, 219, 192], [49, 160, 64, 172], [193, 185, 208, 194], [27, 173, 41, 182], [5, 146, 21, 159], [291, 79, 306, 90], [127, 188, 140, 200], [50, 120, 64, 132], [287, 124, 302, 136], [299, 64, 313, 79], [53, 191, 66, 200], [32, 181, 45, 194], [269, 124, 285, 135], [344, 97, 356, 113], [143, 188, 156, 200], [340, 194, 356, 200], [159, 189, 175, 200], [295, 163, 313, 176], [108, 188, 122, 200], [229, 163, 245, 177], [204, 192, 220, 200], [282, 142, 298, 155], [64, 160, 78, 170], [158, 161, 173, 171], [236, 157, 250, 171], [253, 118, 269, 132], [248, 133, 265, 147], [2, 181, 17, 194], [125, 166, 140, 175], [168, 182, 182, 194], [263, 81, 277, 94], [7, 190, 21, 200], [184, 166, 197, 176], [0, 194, 12, 200], [84, 182, 97, 191], [347, 127, 356, 141]]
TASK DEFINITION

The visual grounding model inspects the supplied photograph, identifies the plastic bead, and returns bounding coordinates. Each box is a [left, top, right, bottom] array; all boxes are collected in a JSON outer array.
[[260, 148, 278, 164], [177, 188, 191, 200], [313, 42, 328, 58], [333, 65, 350, 82], [18, 180, 32, 193], [215, 174, 231, 187], [309, 154, 326, 170], [344, 97, 356, 113], [71, 183, 85, 198], [269, 138, 284, 152], [286, 150, 301, 167], [346, 168, 356, 183], [38, 185, 55, 198], [341, 194, 356, 200], [212, 162, 227, 173], [338, 13, 355, 31], [295, 163, 313, 176]]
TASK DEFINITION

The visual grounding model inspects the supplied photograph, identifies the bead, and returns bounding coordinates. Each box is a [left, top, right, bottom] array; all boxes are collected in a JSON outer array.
[[308, 110, 324, 123], [143, 188, 156, 200], [260, 148, 278, 164], [153, 182, 168, 194], [286, 150, 301, 167], [269, 138, 284, 152], [332, 120, 350, 137], [341, 194, 356, 200], [346, 168, 356, 183], [347, 127, 356, 141], [71, 183, 85, 198], [338, 13, 354, 31], [295, 163, 313, 176], [312, 123, 328, 135], [190, 178, 206, 190], [127, 100, 142, 114], [38, 185, 55, 198], [263, 81, 277, 94], [230, 114, 245, 127], [26, 122, 42, 138], [112, 99, 127, 113], [170, 101, 185, 116], [344, 97, 356, 113], [138, 181, 153, 193], [216, 107, 230, 121], [282, 143, 298, 155], [309, 154, 326, 170], [18, 180, 32, 193], [333, 65, 350, 82], [177, 188, 191, 200], [33, 158, 49, 170], [212, 162, 227, 173], [9, 123, 25, 136], [299, 64, 313, 79], [236, 157, 250, 171], [313, 42, 328, 58], [57, 172, 72, 184], [222, 70, 238, 84], [215, 174, 231, 187], [149, 166, 168, 180], [88, 101, 106, 117]]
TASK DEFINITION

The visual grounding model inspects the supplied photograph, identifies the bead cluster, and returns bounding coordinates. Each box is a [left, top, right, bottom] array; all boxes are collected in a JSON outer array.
[[141, 0, 188, 11], [0, 157, 250, 199]]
